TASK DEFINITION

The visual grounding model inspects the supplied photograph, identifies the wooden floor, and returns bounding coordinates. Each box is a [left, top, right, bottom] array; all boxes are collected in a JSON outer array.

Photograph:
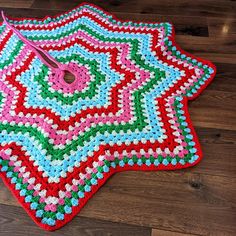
[[0, 0, 235, 235]]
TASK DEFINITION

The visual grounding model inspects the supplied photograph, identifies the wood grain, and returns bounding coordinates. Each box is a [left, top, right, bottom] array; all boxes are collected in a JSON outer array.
[[189, 90, 236, 130], [152, 228, 197, 236], [0, 0, 235, 235], [30, 0, 236, 17], [206, 63, 236, 92], [208, 17, 236, 37], [0, 0, 33, 8], [0, 204, 151, 236]]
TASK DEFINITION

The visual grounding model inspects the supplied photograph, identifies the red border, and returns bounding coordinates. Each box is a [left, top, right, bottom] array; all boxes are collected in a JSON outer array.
[[0, 2, 216, 231]]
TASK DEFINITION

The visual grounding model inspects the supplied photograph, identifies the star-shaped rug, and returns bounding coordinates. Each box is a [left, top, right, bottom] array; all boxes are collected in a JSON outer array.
[[0, 2, 216, 230]]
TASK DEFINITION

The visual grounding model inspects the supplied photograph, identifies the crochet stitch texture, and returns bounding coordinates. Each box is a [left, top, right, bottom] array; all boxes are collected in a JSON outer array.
[[0, 3, 216, 230]]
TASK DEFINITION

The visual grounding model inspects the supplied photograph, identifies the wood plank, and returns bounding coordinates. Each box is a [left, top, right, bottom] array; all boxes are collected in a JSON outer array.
[[78, 172, 236, 235], [206, 63, 236, 93], [0, 203, 151, 236], [194, 53, 236, 64], [195, 127, 236, 178], [175, 35, 236, 55], [189, 90, 236, 131], [152, 228, 197, 236], [174, 35, 236, 63], [0, 0, 33, 8], [208, 17, 236, 37], [196, 127, 236, 146], [0, 7, 208, 37], [31, 0, 236, 17], [0, 7, 61, 18]]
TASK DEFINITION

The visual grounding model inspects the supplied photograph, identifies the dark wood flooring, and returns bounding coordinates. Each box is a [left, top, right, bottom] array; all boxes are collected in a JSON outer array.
[[0, 1, 235, 235]]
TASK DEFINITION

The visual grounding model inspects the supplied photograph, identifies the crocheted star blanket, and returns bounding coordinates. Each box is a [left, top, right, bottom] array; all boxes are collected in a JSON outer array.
[[0, 3, 216, 230]]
